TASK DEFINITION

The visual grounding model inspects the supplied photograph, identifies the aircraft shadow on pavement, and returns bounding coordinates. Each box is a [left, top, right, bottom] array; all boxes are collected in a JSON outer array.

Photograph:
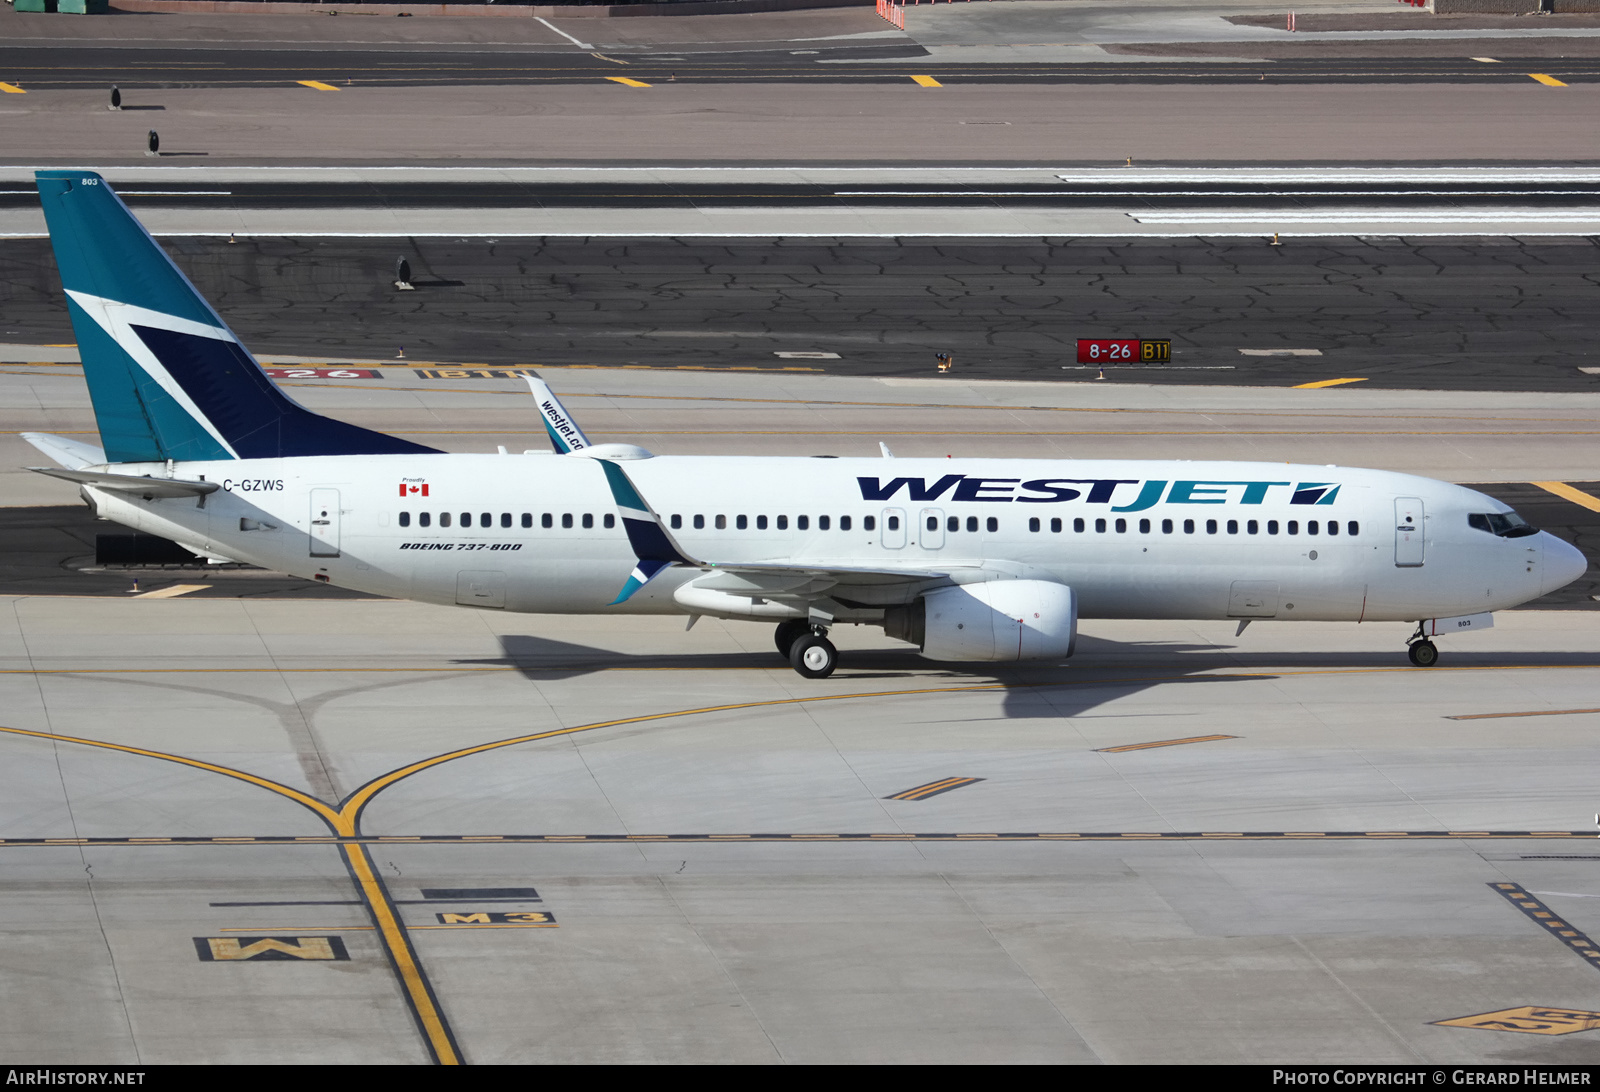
[[469, 633, 1600, 722]]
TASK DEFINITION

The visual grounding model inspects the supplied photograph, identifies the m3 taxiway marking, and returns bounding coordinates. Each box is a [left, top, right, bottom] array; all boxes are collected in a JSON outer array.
[[1433, 1006, 1600, 1036]]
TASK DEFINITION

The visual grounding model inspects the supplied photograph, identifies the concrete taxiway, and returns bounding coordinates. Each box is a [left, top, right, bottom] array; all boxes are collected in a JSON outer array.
[[2, 361, 1600, 1062]]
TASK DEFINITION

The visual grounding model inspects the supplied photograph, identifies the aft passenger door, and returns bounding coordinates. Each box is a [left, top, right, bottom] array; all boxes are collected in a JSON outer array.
[[919, 508, 945, 550], [309, 488, 340, 558], [1395, 496, 1424, 568]]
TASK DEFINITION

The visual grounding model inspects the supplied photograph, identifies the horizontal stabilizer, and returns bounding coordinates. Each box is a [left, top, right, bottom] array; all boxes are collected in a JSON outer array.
[[29, 466, 220, 499], [21, 432, 106, 470]]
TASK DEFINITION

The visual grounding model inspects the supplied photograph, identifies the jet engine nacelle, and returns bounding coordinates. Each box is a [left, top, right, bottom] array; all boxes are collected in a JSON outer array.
[[911, 580, 1078, 662]]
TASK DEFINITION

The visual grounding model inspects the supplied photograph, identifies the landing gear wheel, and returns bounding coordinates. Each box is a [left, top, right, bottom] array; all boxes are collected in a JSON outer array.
[[774, 619, 810, 659], [790, 633, 838, 679], [1408, 640, 1439, 667]]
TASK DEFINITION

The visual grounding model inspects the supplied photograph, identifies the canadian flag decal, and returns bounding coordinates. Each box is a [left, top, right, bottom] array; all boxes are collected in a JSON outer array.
[[399, 482, 429, 497]]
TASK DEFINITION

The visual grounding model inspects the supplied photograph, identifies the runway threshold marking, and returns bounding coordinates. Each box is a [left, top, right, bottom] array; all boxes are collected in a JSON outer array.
[[131, 584, 209, 599], [605, 77, 651, 88], [1292, 378, 1369, 389], [910, 75, 942, 87], [1490, 883, 1600, 973], [296, 81, 341, 91], [1448, 707, 1600, 721], [1096, 734, 1237, 753], [886, 777, 984, 801], [1531, 480, 1600, 513], [1528, 74, 1568, 87], [0, 83, 24, 94]]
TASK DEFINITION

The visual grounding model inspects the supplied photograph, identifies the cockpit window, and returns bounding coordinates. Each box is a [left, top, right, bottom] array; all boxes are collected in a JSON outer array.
[[1468, 511, 1538, 538]]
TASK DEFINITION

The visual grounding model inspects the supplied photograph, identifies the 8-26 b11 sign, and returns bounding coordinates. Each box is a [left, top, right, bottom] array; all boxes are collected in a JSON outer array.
[[1076, 339, 1171, 364]]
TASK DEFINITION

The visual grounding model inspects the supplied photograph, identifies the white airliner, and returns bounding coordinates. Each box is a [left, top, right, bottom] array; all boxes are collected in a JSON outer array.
[[20, 171, 1588, 678]]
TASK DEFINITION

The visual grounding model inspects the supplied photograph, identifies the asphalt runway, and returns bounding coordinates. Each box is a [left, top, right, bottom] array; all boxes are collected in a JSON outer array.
[[6, 44, 1600, 88], [5, 234, 1600, 391]]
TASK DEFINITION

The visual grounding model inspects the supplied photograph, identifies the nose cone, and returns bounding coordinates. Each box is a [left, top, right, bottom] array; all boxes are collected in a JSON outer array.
[[1543, 533, 1589, 596]]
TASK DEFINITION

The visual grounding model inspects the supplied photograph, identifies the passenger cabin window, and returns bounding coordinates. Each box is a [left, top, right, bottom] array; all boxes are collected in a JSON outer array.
[[947, 516, 959, 533], [399, 512, 411, 527], [1029, 517, 1041, 532], [819, 516, 830, 530], [986, 517, 998, 533], [671, 515, 682, 530], [865, 516, 876, 531], [1268, 520, 1279, 534], [1226, 520, 1238, 535], [885, 515, 898, 531], [927, 515, 938, 532], [1183, 519, 1194, 534], [693, 515, 705, 530], [757, 515, 769, 530], [501, 513, 512, 528], [841, 516, 852, 531], [966, 516, 979, 533], [1308, 520, 1319, 535], [1051, 518, 1062, 533], [1327, 520, 1338, 536], [542, 513, 553, 529], [1139, 519, 1150, 533], [1247, 520, 1258, 535], [1095, 518, 1106, 533], [461, 512, 471, 527], [1288, 521, 1299, 535], [604, 514, 615, 529], [778, 515, 790, 530], [1348, 521, 1359, 536], [1114, 519, 1126, 533], [583, 513, 595, 529], [562, 513, 574, 529], [1074, 518, 1085, 533], [481, 512, 491, 527], [1162, 519, 1173, 534], [798, 515, 809, 531], [441, 512, 452, 528], [737, 515, 748, 530], [522, 514, 533, 529]]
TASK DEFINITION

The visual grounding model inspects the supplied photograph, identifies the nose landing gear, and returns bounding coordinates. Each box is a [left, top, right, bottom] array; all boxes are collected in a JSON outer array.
[[775, 620, 837, 678], [1406, 622, 1439, 667]]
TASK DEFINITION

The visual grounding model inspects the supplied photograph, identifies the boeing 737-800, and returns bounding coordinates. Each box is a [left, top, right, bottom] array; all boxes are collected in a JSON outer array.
[[19, 171, 1589, 678]]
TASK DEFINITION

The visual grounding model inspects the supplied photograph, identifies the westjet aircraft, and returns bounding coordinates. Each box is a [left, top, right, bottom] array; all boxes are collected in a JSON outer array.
[[21, 171, 1589, 678]]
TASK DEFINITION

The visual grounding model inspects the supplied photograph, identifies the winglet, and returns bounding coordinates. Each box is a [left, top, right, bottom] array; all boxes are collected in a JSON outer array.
[[594, 458, 700, 604], [523, 375, 590, 454]]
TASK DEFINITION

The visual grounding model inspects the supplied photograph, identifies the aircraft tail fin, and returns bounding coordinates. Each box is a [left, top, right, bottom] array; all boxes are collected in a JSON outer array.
[[35, 170, 439, 464]]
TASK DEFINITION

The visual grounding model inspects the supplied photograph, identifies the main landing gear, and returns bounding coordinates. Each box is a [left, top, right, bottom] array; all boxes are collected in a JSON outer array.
[[1406, 622, 1439, 667], [775, 619, 837, 679]]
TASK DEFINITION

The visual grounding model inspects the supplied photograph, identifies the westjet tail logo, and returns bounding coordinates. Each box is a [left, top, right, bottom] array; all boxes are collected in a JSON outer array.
[[856, 476, 1343, 508], [400, 479, 430, 497]]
